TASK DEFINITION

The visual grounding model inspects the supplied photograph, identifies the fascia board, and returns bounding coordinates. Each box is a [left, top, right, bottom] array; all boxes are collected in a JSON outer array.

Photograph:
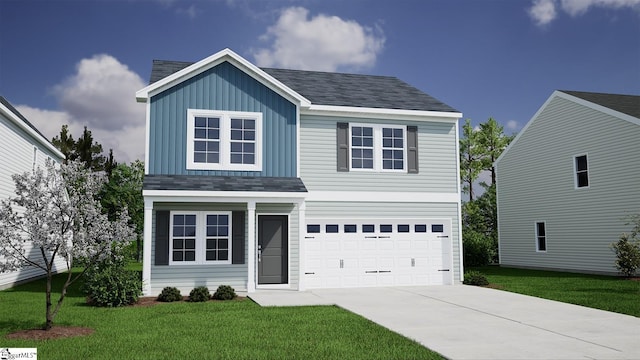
[[135, 48, 311, 107], [0, 102, 65, 160], [305, 191, 459, 203], [303, 105, 462, 122]]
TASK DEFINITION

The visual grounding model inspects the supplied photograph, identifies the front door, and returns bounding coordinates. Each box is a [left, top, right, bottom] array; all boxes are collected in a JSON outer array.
[[258, 215, 288, 284]]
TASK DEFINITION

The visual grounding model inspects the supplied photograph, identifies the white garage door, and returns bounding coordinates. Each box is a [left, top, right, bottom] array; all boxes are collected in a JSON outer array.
[[304, 219, 453, 289]]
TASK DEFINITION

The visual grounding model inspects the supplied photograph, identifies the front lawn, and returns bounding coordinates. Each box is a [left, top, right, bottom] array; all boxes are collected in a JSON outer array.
[[0, 272, 443, 359], [470, 266, 640, 317]]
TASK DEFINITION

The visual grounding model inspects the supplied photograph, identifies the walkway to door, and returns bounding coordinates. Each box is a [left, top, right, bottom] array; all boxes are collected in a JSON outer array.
[[249, 286, 640, 360]]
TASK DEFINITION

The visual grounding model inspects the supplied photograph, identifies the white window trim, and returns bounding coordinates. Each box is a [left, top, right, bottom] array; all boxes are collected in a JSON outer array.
[[169, 211, 232, 265], [348, 123, 407, 172], [535, 221, 547, 253], [186, 109, 262, 171], [573, 153, 589, 189]]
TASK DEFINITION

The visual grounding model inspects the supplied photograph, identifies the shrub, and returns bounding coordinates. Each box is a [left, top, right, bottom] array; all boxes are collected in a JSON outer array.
[[189, 286, 210, 302], [462, 230, 494, 267], [463, 271, 489, 286], [213, 285, 236, 300], [157, 287, 182, 302], [611, 234, 640, 277], [83, 258, 142, 307]]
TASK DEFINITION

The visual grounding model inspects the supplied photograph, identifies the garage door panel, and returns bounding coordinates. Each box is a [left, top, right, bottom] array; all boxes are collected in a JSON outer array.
[[397, 240, 411, 250], [304, 218, 453, 289]]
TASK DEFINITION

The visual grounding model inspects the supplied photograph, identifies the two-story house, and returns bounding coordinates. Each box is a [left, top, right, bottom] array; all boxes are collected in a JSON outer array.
[[0, 96, 66, 289], [496, 90, 640, 275], [136, 49, 463, 295]]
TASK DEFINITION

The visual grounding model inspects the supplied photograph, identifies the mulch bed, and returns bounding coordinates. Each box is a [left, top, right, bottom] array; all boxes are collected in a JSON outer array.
[[6, 326, 95, 340], [134, 296, 246, 306]]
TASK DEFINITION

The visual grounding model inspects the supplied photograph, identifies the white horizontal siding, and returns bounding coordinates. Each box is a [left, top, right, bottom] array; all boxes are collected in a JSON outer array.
[[0, 112, 66, 289], [300, 115, 458, 192], [497, 96, 640, 274], [305, 201, 462, 282]]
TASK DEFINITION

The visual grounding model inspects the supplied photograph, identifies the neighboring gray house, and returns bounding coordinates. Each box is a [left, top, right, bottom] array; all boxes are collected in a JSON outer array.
[[0, 96, 66, 289], [496, 90, 640, 275], [136, 48, 463, 296]]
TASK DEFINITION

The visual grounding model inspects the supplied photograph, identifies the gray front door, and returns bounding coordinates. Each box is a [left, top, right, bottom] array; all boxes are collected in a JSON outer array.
[[258, 215, 288, 284]]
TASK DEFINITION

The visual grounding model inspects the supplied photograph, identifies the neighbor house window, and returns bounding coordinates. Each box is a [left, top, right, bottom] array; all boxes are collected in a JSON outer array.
[[574, 154, 589, 188], [170, 211, 231, 265], [535, 222, 546, 252], [349, 123, 406, 172], [186, 109, 262, 171]]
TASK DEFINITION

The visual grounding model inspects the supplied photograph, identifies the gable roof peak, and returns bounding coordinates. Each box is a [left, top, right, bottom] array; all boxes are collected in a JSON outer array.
[[143, 50, 459, 114]]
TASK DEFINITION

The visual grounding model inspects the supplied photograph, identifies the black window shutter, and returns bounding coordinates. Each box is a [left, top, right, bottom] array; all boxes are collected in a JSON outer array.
[[407, 126, 419, 174], [155, 210, 170, 265], [336, 122, 349, 172], [232, 211, 245, 264]]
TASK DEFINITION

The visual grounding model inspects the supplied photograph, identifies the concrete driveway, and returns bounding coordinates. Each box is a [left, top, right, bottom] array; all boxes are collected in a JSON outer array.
[[249, 285, 640, 360]]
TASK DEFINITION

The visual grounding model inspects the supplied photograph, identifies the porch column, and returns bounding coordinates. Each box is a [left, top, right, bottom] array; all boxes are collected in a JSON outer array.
[[247, 201, 256, 293], [297, 201, 306, 291], [142, 198, 153, 296]]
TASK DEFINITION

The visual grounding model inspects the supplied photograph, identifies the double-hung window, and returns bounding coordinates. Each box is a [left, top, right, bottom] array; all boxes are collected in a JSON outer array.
[[574, 154, 589, 188], [535, 221, 546, 252], [187, 109, 262, 171], [170, 211, 232, 265], [349, 123, 407, 172]]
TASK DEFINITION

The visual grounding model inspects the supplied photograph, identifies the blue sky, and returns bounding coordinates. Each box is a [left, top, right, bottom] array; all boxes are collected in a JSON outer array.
[[1, 0, 638, 163]]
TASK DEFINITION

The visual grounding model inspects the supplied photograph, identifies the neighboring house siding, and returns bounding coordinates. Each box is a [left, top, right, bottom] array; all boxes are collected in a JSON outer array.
[[148, 61, 297, 177], [300, 115, 458, 192], [0, 110, 65, 289], [305, 201, 461, 282], [497, 96, 640, 274], [149, 202, 300, 295]]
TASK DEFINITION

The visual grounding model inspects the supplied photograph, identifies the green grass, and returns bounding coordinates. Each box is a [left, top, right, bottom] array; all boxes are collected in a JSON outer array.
[[0, 271, 443, 360], [470, 266, 640, 317]]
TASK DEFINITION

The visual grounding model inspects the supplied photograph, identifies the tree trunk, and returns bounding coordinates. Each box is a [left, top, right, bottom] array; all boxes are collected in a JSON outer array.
[[45, 273, 53, 330]]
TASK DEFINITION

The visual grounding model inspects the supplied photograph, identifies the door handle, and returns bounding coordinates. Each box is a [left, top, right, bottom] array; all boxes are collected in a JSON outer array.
[[258, 244, 262, 262]]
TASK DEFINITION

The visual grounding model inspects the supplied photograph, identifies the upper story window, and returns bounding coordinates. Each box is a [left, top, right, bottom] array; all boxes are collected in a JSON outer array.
[[349, 123, 407, 172], [574, 154, 589, 188], [186, 109, 262, 171], [337, 122, 418, 173]]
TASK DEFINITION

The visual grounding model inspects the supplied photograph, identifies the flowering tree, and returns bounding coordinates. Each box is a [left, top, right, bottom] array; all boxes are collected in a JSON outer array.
[[0, 160, 134, 330]]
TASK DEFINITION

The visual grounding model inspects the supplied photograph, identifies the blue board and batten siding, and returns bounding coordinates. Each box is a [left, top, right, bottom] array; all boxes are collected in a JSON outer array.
[[148, 61, 297, 177]]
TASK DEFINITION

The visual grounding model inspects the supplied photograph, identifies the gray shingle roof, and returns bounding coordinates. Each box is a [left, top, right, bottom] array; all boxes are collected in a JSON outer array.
[[0, 96, 51, 141], [561, 90, 640, 119], [144, 175, 307, 193], [148, 60, 459, 113]]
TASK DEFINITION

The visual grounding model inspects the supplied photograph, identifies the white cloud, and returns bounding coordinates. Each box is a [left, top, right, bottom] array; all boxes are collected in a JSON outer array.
[[177, 4, 199, 19], [506, 120, 519, 131], [253, 7, 385, 72], [18, 55, 146, 164], [561, 0, 640, 15], [528, 0, 558, 26], [528, 0, 640, 26]]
